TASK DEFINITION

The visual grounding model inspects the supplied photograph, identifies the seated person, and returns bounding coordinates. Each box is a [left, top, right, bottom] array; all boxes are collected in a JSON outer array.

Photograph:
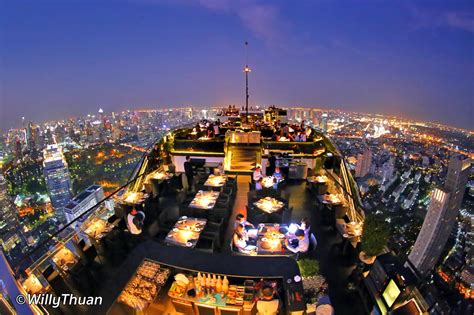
[[214, 162, 225, 175], [127, 209, 146, 235], [233, 224, 256, 254], [234, 213, 255, 230], [273, 167, 284, 181], [253, 165, 264, 182], [299, 217, 311, 236], [257, 285, 280, 315], [255, 177, 263, 191], [285, 229, 309, 254]]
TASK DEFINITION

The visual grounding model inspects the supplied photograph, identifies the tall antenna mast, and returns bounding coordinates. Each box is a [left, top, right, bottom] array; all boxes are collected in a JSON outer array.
[[243, 41, 251, 123]]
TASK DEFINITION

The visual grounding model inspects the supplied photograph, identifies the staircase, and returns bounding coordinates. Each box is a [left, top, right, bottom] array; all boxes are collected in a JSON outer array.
[[225, 145, 261, 174]]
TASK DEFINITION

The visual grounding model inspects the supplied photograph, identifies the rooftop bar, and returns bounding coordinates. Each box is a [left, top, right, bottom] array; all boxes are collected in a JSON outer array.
[[5, 106, 365, 315]]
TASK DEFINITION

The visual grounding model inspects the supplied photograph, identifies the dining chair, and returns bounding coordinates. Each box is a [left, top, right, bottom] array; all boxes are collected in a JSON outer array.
[[194, 302, 218, 315], [218, 306, 242, 315], [171, 299, 195, 314]]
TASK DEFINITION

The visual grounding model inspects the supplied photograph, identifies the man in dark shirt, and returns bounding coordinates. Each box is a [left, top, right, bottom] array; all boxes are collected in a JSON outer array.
[[184, 155, 194, 192], [148, 143, 161, 171], [267, 152, 276, 176]]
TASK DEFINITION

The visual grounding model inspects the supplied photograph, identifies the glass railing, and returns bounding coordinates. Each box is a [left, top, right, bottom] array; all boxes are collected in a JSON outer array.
[[12, 129, 172, 298], [322, 137, 365, 223]]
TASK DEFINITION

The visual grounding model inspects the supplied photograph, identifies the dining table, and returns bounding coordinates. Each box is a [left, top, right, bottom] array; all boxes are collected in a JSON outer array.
[[119, 191, 149, 206], [164, 217, 207, 248], [318, 193, 344, 206], [22, 274, 44, 294], [335, 219, 362, 239], [84, 218, 114, 240], [254, 223, 292, 256], [204, 174, 227, 188], [307, 175, 328, 184], [52, 247, 79, 274], [188, 190, 220, 210], [253, 197, 285, 214], [147, 170, 173, 182], [261, 176, 278, 189]]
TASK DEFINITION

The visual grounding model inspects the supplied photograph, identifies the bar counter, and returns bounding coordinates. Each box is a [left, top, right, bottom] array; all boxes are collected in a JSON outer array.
[[99, 241, 305, 314]]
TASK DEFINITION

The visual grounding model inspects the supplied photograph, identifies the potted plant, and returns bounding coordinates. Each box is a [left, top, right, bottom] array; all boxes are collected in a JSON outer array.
[[298, 259, 327, 300], [359, 214, 390, 264]]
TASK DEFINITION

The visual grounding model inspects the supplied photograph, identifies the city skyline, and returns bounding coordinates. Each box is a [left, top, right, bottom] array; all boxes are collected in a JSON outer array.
[[3, 105, 474, 134], [0, 106, 472, 314], [0, 1, 473, 313], [2, 0, 473, 131]]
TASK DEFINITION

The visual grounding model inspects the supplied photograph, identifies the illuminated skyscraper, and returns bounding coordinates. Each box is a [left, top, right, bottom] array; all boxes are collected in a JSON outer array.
[[355, 147, 372, 178], [409, 154, 471, 275], [64, 184, 104, 225], [43, 144, 72, 210], [0, 175, 25, 252], [320, 113, 328, 132]]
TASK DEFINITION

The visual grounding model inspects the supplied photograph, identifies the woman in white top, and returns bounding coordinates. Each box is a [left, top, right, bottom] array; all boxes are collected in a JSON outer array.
[[300, 217, 311, 237], [127, 210, 145, 235], [253, 165, 263, 182], [233, 224, 256, 254]]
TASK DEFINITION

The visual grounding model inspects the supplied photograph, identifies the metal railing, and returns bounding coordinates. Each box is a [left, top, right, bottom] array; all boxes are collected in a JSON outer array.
[[13, 129, 170, 279]]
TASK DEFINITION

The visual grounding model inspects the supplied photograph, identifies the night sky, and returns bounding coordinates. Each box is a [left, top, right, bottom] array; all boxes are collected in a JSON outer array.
[[1, 0, 473, 130]]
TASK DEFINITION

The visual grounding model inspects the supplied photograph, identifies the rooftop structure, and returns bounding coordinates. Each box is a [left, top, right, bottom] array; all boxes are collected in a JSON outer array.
[[1, 106, 370, 315], [409, 154, 471, 275], [0, 175, 25, 252], [42, 144, 73, 211], [64, 184, 105, 225]]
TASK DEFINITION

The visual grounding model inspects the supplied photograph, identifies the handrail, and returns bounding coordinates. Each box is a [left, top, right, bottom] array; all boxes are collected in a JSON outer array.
[[13, 129, 171, 276]]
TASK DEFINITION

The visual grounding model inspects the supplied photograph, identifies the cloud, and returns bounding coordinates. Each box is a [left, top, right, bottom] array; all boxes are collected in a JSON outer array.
[[445, 12, 474, 33], [406, 3, 474, 33], [197, 0, 285, 46], [127, 0, 295, 49]]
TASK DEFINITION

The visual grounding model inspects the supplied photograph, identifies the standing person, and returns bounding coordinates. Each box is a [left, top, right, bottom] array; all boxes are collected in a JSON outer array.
[[184, 156, 194, 192], [148, 143, 161, 171], [257, 285, 280, 315], [267, 152, 276, 176]]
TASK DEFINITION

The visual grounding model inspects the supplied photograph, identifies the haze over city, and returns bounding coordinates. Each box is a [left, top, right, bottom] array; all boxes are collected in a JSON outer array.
[[1, 1, 474, 315], [1, 0, 473, 131]]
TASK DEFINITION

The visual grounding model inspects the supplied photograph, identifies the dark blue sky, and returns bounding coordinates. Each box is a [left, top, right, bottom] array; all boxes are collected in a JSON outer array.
[[1, 0, 473, 130]]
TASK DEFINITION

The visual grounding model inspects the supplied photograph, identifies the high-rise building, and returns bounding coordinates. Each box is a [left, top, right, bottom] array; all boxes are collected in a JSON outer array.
[[64, 184, 104, 225], [382, 156, 395, 183], [409, 154, 471, 275], [43, 144, 72, 211], [320, 113, 328, 132], [0, 175, 25, 252], [355, 147, 372, 178]]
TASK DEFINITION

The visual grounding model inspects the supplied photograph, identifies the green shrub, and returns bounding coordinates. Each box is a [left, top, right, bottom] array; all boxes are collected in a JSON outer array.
[[298, 258, 320, 278], [361, 214, 390, 257]]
